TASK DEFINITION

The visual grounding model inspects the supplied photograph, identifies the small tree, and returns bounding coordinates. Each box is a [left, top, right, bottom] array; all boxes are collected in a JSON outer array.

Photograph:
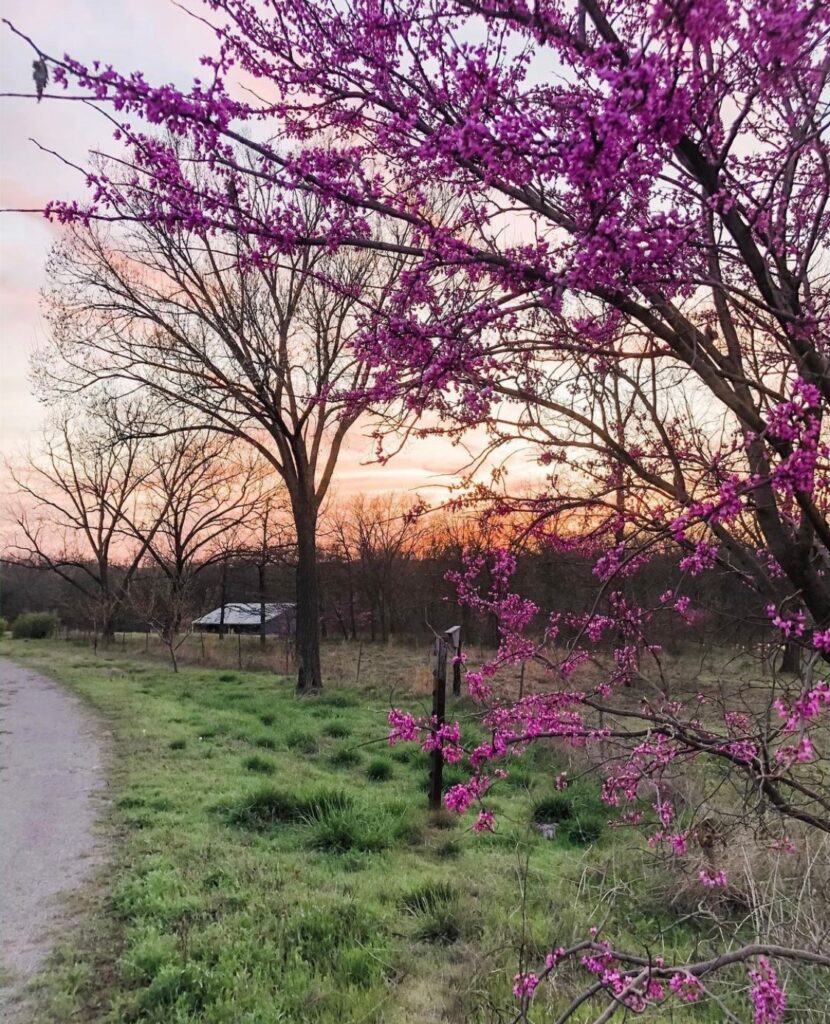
[[9, 403, 163, 643], [124, 429, 265, 671]]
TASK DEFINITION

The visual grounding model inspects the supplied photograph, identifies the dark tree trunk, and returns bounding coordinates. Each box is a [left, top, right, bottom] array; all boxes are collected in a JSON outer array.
[[780, 640, 801, 675], [219, 561, 227, 639], [294, 502, 323, 691], [259, 561, 267, 648], [101, 609, 116, 646]]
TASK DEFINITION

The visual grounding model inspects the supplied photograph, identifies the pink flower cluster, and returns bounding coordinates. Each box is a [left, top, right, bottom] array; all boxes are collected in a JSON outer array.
[[699, 869, 728, 888], [748, 958, 787, 1024], [669, 973, 703, 1002]]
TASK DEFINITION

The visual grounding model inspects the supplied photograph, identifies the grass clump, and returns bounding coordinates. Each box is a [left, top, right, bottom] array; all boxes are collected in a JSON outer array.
[[252, 734, 276, 750], [168, 738, 186, 751], [532, 783, 608, 846], [531, 793, 574, 824], [303, 798, 388, 854], [242, 753, 276, 775], [316, 691, 357, 708], [228, 785, 353, 830], [329, 747, 361, 769], [390, 745, 418, 764], [400, 881, 461, 945], [323, 720, 350, 738], [366, 758, 393, 782], [227, 785, 306, 828], [285, 729, 318, 754]]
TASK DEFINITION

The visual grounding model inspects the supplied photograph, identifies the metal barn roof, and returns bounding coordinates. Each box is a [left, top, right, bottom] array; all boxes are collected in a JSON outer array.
[[193, 603, 295, 627]]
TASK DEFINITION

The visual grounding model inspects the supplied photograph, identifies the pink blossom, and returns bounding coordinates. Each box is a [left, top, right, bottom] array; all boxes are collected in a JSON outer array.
[[699, 869, 728, 888], [669, 973, 703, 1002], [748, 958, 786, 1024], [512, 972, 539, 1000]]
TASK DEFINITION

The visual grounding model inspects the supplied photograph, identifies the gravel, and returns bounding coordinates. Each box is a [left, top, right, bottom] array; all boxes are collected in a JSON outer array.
[[0, 657, 108, 1022]]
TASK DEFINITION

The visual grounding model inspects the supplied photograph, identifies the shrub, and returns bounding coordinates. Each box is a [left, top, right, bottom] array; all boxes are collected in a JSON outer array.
[[12, 611, 58, 639], [366, 758, 393, 782]]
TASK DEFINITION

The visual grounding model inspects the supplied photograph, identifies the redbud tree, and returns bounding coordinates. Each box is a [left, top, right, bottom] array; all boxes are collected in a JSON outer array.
[[5, 0, 830, 1017]]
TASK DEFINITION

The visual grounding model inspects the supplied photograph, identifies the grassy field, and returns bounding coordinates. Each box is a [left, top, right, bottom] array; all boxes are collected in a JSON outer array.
[[0, 636, 787, 1023]]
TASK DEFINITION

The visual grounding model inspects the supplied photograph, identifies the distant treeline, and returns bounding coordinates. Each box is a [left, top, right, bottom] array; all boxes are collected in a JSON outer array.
[[1, 540, 773, 652]]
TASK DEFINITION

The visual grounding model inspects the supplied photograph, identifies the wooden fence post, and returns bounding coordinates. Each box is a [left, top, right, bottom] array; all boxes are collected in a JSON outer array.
[[447, 625, 462, 697], [355, 642, 363, 687], [428, 632, 450, 811]]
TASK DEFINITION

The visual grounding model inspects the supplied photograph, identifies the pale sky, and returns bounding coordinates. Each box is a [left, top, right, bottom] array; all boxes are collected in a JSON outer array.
[[0, 1, 541, 513]]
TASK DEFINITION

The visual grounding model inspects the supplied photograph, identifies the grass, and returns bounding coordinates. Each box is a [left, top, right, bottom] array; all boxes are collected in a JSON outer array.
[[1, 636, 795, 1023]]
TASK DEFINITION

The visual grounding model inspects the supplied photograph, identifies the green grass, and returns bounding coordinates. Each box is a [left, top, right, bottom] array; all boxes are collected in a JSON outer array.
[[1, 637, 781, 1023]]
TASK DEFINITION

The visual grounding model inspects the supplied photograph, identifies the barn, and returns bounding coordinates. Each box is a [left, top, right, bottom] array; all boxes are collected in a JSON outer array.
[[192, 602, 296, 636]]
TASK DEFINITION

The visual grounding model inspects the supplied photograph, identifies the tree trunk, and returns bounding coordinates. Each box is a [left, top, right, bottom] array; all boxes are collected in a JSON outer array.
[[294, 504, 323, 691], [219, 561, 227, 640], [259, 561, 267, 648], [780, 640, 801, 675]]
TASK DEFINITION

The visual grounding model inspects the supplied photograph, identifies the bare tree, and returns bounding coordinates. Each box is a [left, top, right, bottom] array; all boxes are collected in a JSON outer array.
[[8, 404, 163, 643], [40, 195, 405, 688], [328, 494, 426, 643], [124, 429, 266, 671]]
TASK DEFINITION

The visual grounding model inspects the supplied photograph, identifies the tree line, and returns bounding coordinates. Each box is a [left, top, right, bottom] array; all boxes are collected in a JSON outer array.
[[4, 415, 774, 660]]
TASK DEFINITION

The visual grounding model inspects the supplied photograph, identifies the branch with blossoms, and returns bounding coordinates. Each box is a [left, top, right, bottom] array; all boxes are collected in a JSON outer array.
[[508, 937, 829, 1023]]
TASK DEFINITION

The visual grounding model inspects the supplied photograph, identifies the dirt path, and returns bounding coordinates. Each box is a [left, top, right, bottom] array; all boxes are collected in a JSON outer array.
[[0, 657, 109, 1022]]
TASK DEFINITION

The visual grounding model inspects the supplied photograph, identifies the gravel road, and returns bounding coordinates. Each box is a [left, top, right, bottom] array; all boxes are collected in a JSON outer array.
[[0, 657, 108, 1021]]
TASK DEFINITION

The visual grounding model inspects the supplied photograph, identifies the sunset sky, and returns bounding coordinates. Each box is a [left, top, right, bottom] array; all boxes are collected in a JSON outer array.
[[0, 0, 540, 505]]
